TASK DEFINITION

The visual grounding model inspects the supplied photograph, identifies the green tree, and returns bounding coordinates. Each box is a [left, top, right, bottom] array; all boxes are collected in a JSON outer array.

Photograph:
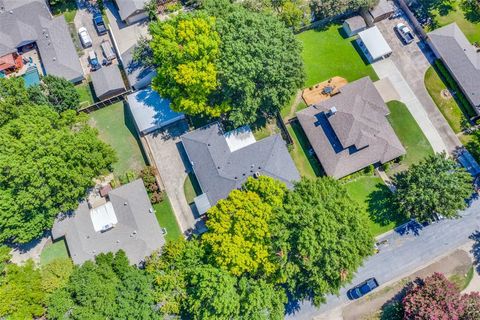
[[183, 265, 240, 320], [0, 260, 46, 319], [243, 175, 287, 207], [0, 103, 116, 243], [0, 77, 29, 125], [203, 189, 277, 277], [237, 277, 286, 320], [150, 13, 228, 117], [394, 153, 473, 222], [203, 0, 305, 125], [277, 0, 309, 30], [27, 84, 51, 107], [310, 0, 377, 19], [273, 178, 373, 305], [41, 258, 74, 294], [40, 75, 80, 112]]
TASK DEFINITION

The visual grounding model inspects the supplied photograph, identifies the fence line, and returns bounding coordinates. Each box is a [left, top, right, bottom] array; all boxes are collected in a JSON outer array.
[[395, 0, 428, 40], [77, 90, 132, 114]]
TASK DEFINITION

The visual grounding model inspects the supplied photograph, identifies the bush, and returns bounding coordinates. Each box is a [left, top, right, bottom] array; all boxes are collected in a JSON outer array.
[[364, 164, 374, 175], [151, 191, 165, 204]]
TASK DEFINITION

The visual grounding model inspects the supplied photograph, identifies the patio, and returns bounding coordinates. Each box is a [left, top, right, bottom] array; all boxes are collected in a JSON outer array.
[[302, 76, 348, 106]]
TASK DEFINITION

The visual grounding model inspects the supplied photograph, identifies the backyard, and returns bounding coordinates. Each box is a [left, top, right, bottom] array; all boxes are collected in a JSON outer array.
[[345, 176, 405, 236], [386, 100, 434, 170], [153, 196, 182, 242], [88, 102, 147, 177], [287, 121, 323, 179], [76, 81, 95, 109], [40, 239, 69, 266]]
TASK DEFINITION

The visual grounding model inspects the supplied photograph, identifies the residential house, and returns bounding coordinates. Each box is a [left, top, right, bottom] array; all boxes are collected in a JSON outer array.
[[121, 44, 156, 91], [343, 16, 367, 37], [91, 64, 126, 101], [115, 0, 149, 25]]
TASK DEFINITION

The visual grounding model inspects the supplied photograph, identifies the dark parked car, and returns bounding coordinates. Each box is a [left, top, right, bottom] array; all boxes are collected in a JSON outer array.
[[93, 14, 107, 35], [347, 278, 379, 300]]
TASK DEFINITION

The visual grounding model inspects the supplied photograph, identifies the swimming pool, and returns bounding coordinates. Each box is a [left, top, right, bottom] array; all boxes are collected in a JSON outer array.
[[22, 66, 40, 87]]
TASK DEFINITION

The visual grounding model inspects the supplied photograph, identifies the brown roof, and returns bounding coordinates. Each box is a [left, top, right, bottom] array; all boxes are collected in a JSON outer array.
[[296, 77, 405, 178]]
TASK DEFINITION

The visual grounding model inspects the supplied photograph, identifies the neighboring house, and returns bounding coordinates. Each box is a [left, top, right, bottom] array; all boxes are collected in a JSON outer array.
[[52, 179, 165, 265], [296, 77, 406, 179], [181, 122, 300, 214], [121, 44, 156, 91], [358, 26, 393, 62], [115, 0, 149, 25], [343, 16, 367, 37], [0, 0, 84, 83], [91, 65, 126, 101], [428, 23, 480, 112], [369, 0, 394, 22], [127, 87, 185, 135]]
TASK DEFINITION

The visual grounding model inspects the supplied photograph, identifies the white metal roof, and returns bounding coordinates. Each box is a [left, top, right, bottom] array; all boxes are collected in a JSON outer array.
[[358, 26, 392, 60], [90, 202, 118, 232], [224, 125, 256, 152], [194, 193, 211, 216]]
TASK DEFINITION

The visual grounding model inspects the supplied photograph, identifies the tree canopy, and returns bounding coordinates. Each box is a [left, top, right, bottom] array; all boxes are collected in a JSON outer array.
[[0, 77, 115, 243], [272, 178, 373, 305], [394, 153, 473, 222], [37, 75, 80, 112], [310, 0, 378, 19]]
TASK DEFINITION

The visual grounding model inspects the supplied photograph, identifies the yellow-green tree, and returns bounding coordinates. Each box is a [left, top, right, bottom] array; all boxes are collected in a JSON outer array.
[[203, 189, 276, 277], [149, 13, 228, 117]]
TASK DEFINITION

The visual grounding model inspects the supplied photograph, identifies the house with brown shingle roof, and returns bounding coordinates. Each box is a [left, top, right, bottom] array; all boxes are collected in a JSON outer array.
[[296, 77, 405, 178]]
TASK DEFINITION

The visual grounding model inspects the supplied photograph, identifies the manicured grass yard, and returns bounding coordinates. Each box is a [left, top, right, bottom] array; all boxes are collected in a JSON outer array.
[[427, 0, 480, 43], [287, 121, 323, 179], [345, 176, 405, 236], [40, 240, 69, 266], [184, 172, 201, 204], [76, 82, 95, 108], [424, 65, 474, 133], [50, 0, 77, 23], [89, 102, 146, 176], [297, 24, 379, 88], [387, 100, 434, 168], [153, 196, 182, 242]]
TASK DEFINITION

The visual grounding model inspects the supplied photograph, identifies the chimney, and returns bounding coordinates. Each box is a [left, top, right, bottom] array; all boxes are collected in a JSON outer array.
[[329, 107, 337, 116]]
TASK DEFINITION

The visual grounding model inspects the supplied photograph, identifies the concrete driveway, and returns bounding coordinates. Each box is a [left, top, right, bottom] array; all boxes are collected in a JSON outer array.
[[74, 0, 112, 75], [145, 121, 205, 234], [374, 17, 461, 154]]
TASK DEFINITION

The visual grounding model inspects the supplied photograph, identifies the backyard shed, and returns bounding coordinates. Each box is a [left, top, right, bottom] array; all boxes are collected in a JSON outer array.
[[369, 0, 394, 22], [127, 87, 185, 135], [91, 65, 126, 101], [358, 26, 393, 61], [343, 16, 367, 37]]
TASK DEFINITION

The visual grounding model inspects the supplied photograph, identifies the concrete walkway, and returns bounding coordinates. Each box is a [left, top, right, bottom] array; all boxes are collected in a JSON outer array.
[[372, 58, 448, 154]]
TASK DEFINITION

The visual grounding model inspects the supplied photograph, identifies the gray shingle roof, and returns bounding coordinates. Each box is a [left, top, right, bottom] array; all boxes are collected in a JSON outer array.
[[0, 0, 83, 82], [428, 23, 480, 108], [181, 122, 300, 206], [121, 44, 155, 90], [297, 77, 406, 178], [344, 16, 366, 31], [52, 179, 165, 265], [116, 0, 148, 22], [91, 65, 125, 100]]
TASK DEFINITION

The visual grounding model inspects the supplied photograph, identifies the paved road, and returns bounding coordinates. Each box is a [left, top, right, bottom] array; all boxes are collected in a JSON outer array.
[[287, 198, 480, 319], [376, 17, 461, 154]]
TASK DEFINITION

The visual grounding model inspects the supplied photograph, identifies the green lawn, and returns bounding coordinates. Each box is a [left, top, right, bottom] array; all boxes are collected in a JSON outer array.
[[386, 100, 434, 168], [50, 0, 77, 23], [287, 121, 323, 179], [40, 240, 69, 266], [427, 0, 480, 43], [153, 196, 182, 242], [184, 172, 201, 204], [297, 24, 379, 88], [345, 176, 405, 236], [424, 65, 470, 133], [76, 82, 95, 109], [89, 102, 147, 176]]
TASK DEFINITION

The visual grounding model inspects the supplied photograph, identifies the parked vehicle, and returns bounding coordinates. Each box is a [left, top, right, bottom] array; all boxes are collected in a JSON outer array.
[[78, 27, 92, 48], [100, 40, 115, 63], [395, 23, 415, 44], [347, 278, 379, 300], [88, 51, 101, 71], [93, 14, 107, 35]]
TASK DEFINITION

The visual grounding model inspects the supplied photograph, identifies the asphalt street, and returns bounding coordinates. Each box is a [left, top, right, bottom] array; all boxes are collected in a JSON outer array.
[[286, 198, 480, 319]]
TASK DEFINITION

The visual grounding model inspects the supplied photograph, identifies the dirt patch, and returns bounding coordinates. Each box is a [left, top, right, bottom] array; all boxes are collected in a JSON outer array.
[[342, 249, 472, 320], [441, 89, 452, 100]]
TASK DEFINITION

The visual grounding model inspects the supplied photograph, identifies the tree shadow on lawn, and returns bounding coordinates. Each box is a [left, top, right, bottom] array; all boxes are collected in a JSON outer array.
[[469, 230, 480, 274], [367, 183, 406, 229], [461, 0, 480, 23]]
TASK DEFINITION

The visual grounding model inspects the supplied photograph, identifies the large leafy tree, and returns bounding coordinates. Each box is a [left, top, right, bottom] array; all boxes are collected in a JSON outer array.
[[0, 78, 115, 244], [310, 0, 378, 19], [202, 189, 277, 277], [243, 175, 287, 208], [39, 75, 80, 112], [237, 277, 286, 320], [149, 13, 228, 117], [47, 251, 159, 320], [41, 258, 74, 295], [203, 0, 304, 125], [394, 153, 473, 222], [273, 178, 373, 305]]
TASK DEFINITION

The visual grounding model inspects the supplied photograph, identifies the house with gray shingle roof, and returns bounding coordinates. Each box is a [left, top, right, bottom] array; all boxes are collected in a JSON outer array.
[[0, 0, 84, 83], [115, 0, 149, 25], [181, 122, 300, 211], [52, 179, 165, 265], [91, 65, 126, 101], [428, 23, 480, 111], [297, 77, 405, 179]]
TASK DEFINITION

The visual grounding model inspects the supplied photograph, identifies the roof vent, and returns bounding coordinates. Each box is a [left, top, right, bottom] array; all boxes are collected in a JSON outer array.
[[52, 57, 56, 61], [124, 202, 128, 206], [149, 208, 153, 213], [253, 172, 260, 178], [9, 10, 13, 14], [330, 107, 337, 115]]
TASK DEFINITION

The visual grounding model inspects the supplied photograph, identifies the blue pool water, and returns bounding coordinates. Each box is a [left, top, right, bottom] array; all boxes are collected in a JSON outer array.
[[22, 66, 40, 87]]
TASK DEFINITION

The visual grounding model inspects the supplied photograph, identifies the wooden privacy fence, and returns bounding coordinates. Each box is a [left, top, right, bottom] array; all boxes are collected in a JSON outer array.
[[77, 90, 132, 114]]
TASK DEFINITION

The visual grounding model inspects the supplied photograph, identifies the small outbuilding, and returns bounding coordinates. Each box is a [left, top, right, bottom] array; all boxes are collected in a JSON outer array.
[[358, 26, 393, 62], [91, 65, 126, 101], [343, 16, 367, 37], [369, 0, 395, 22], [127, 87, 185, 135]]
